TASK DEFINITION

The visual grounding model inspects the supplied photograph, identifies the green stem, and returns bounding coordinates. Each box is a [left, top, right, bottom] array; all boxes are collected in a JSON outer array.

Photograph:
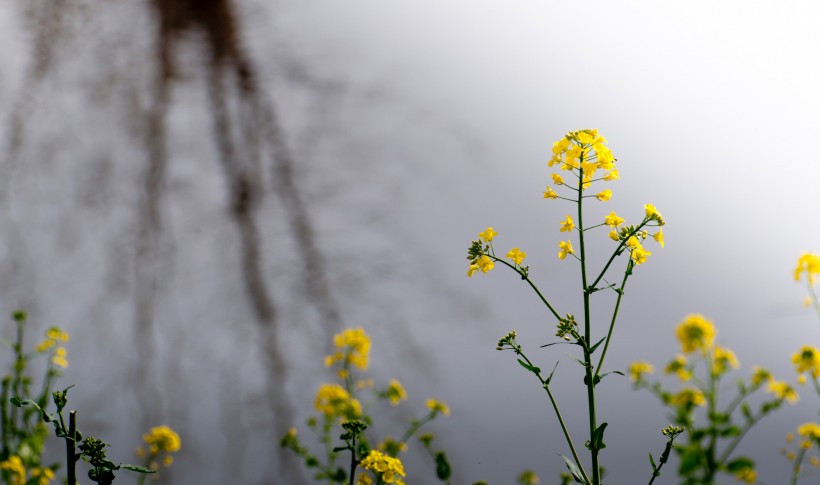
[[716, 410, 762, 465], [791, 445, 809, 485], [399, 415, 433, 444], [348, 434, 358, 485], [647, 439, 674, 485], [67, 411, 77, 485], [704, 360, 719, 481], [517, 348, 590, 484], [594, 262, 631, 377], [807, 279, 820, 320], [488, 256, 562, 321], [589, 221, 649, 290], [576, 154, 600, 485]]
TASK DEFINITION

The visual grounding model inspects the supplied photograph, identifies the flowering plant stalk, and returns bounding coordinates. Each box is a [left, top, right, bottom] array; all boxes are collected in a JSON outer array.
[[631, 314, 796, 484], [785, 253, 820, 484], [282, 327, 453, 485], [466, 129, 665, 484]]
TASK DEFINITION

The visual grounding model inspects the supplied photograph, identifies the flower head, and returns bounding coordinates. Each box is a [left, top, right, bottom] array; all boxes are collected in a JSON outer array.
[[551, 173, 564, 186], [596, 189, 612, 202], [478, 227, 498, 242], [559, 215, 574, 233], [629, 361, 654, 382], [385, 379, 408, 406], [653, 230, 665, 248], [664, 355, 692, 381], [543, 187, 558, 199], [604, 211, 624, 227], [791, 345, 820, 378], [0, 456, 25, 485], [506, 247, 527, 265], [359, 450, 406, 485], [711, 346, 739, 375], [558, 240, 574, 260], [675, 314, 716, 353], [750, 366, 772, 387], [645, 204, 665, 225], [767, 380, 799, 404], [315, 384, 362, 418], [603, 170, 619, 181], [669, 387, 706, 408], [795, 253, 820, 284], [425, 398, 451, 416], [143, 425, 181, 454], [735, 468, 756, 484], [326, 328, 371, 370], [52, 347, 68, 369]]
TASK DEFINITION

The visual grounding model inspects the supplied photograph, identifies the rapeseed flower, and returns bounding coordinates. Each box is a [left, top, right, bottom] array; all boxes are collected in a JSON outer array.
[[795, 253, 820, 284], [142, 425, 182, 454], [551, 173, 564, 185], [604, 211, 624, 227], [767, 380, 798, 404], [735, 467, 756, 484], [385, 379, 408, 406], [543, 187, 557, 199], [798, 422, 820, 440], [425, 398, 450, 416], [506, 248, 526, 265], [327, 327, 371, 370], [664, 355, 692, 381], [792, 345, 820, 377], [0, 455, 25, 485], [603, 170, 619, 181], [653, 230, 665, 248], [596, 189, 611, 202], [478, 227, 498, 243], [645, 204, 665, 225], [315, 384, 362, 418], [559, 215, 574, 233], [669, 387, 706, 407], [628, 361, 653, 382], [558, 240, 574, 260], [711, 346, 739, 375], [750, 366, 772, 387], [675, 314, 716, 353], [359, 450, 406, 485]]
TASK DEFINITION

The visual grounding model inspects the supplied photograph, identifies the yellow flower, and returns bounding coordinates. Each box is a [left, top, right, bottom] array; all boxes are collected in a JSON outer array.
[[596, 189, 612, 202], [35, 339, 55, 353], [798, 422, 820, 440], [711, 346, 739, 375], [479, 227, 498, 242], [750, 366, 772, 386], [385, 379, 408, 406], [357, 474, 374, 485], [543, 187, 558, 199], [608, 230, 619, 241], [653, 230, 664, 248], [517, 470, 540, 485], [767, 380, 799, 404], [626, 237, 651, 265], [476, 255, 494, 273], [46, 327, 69, 342], [315, 384, 362, 418], [506, 248, 527, 265], [628, 361, 653, 382], [30, 467, 55, 485], [425, 398, 451, 416], [792, 345, 820, 378], [603, 170, 619, 181], [581, 161, 598, 179], [558, 240, 574, 260], [0, 455, 25, 485], [735, 467, 756, 484], [664, 355, 692, 381], [644, 204, 665, 225], [675, 314, 716, 353], [52, 347, 68, 369], [551, 173, 564, 185], [795, 253, 820, 284], [798, 374, 807, 385], [804, 296, 813, 308], [559, 215, 574, 233], [328, 328, 372, 370], [669, 387, 706, 407], [142, 425, 182, 453], [467, 264, 480, 277], [604, 211, 624, 227], [359, 450, 406, 484]]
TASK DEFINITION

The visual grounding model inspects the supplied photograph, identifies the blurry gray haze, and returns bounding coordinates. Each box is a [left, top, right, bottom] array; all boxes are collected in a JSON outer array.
[[0, 0, 818, 483]]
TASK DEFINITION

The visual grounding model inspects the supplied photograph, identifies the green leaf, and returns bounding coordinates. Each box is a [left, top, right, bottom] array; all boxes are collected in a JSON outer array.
[[588, 337, 607, 354], [545, 362, 560, 385], [719, 426, 741, 437], [517, 359, 541, 374], [119, 464, 156, 474], [741, 403, 753, 422], [591, 422, 608, 451], [648, 452, 657, 472], [434, 451, 451, 480], [560, 455, 588, 484], [9, 397, 22, 407], [725, 457, 755, 472]]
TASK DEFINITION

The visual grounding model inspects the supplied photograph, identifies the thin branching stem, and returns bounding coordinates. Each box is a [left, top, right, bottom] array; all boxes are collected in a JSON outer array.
[[594, 263, 631, 377], [488, 256, 562, 321]]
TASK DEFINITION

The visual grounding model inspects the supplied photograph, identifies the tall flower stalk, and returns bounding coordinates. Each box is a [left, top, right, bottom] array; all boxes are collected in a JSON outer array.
[[467, 129, 665, 484]]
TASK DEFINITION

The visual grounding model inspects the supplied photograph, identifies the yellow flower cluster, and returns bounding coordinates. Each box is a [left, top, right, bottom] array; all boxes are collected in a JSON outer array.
[[628, 361, 653, 382], [467, 227, 499, 277], [675, 314, 716, 353], [767, 380, 799, 403], [35, 327, 70, 369], [425, 398, 450, 417], [792, 345, 820, 378], [142, 425, 182, 454], [506, 247, 527, 265], [325, 328, 371, 371], [735, 467, 756, 484], [314, 384, 362, 418], [547, 129, 616, 191], [385, 379, 408, 406], [0, 455, 25, 485], [358, 450, 406, 485], [664, 355, 692, 382], [795, 253, 820, 285], [668, 387, 706, 407], [711, 346, 739, 375]]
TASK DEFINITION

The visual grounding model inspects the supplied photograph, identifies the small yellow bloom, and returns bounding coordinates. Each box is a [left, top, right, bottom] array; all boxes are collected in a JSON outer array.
[[543, 187, 558, 199], [558, 240, 574, 260], [559, 215, 574, 233], [644, 204, 665, 225], [608, 230, 619, 241], [359, 450, 406, 484], [142, 425, 182, 453], [792, 345, 820, 377], [315, 384, 362, 418], [46, 327, 69, 342], [385, 379, 408, 406], [328, 328, 371, 370], [675, 314, 716, 353], [517, 470, 540, 485], [476, 255, 494, 273], [479, 227, 498, 242], [628, 361, 653, 382], [653, 230, 665, 248], [596, 189, 612, 202], [767, 380, 799, 404], [798, 374, 807, 385], [735, 467, 756, 484], [551, 173, 564, 186], [467, 264, 480, 277], [52, 347, 68, 369], [35, 339, 55, 353], [787, 451, 796, 461], [798, 422, 820, 440], [506, 248, 527, 265], [711, 346, 739, 375], [603, 170, 619, 181], [0, 455, 25, 485], [664, 355, 692, 381], [795, 253, 820, 284], [426, 398, 451, 416], [669, 387, 706, 407], [604, 211, 624, 227], [750, 366, 772, 386]]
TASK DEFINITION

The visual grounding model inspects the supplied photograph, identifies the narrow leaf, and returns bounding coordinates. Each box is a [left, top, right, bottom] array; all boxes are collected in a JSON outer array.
[[560, 455, 588, 484], [517, 359, 541, 374], [648, 452, 657, 472], [588, 337, 607, 354], [545, 362, 560, 386], [119, 464, 156, 474]]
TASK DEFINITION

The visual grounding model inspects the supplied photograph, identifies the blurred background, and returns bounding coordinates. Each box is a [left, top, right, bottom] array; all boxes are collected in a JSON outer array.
[[0, 0, 818, 483]]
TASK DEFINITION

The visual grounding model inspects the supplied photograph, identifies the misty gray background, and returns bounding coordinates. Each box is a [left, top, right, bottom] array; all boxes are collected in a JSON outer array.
[[0, 0, 818, 483]]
